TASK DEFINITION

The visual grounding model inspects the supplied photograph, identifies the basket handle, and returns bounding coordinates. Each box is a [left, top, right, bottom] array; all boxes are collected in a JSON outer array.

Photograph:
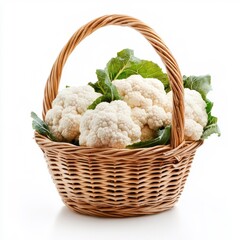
[[42, 14, 184, 148]]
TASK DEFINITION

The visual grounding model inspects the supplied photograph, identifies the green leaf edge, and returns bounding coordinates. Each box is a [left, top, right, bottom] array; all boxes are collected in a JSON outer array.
[[31, 111, 57, 141], [127, 126, 171, 149]]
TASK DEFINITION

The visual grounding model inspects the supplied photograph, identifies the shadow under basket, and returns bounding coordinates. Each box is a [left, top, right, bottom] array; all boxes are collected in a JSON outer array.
[[34, 14, 204, 217]]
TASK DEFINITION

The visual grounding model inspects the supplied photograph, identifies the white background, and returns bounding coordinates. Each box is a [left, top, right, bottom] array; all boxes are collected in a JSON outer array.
[[0, 0, 239, 239]]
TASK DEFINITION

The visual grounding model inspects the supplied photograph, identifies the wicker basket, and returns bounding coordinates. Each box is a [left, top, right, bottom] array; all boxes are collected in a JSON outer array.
[[35, 14, 203, 217]]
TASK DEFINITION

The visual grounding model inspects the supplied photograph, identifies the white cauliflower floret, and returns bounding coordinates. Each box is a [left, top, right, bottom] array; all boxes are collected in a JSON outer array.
[[44, 105, 63, 141], [167, 88, 208, 140], [147, 105, 171, 129], [113, 75, 169, 109], [79, 100, 141, 148], [184, 119, 204, 141], [184, 89, 208, 127], [131, 107, 147, 128], [113, 75, 171, 140], [45, 85, 101, 142]]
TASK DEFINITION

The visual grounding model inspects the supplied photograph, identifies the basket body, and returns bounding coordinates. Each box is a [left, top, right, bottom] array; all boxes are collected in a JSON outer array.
[[35, 132, 202, 217]]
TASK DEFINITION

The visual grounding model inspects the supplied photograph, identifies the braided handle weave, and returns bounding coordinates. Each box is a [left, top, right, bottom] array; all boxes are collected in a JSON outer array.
[[42, 14, 184, 148]]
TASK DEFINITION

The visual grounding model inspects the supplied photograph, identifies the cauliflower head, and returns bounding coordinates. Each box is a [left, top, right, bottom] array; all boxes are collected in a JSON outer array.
[[79, 100, 141, 148], [167, 88, 208, 140], [112, 75, 171, 141], [45, 85, 101, 142]]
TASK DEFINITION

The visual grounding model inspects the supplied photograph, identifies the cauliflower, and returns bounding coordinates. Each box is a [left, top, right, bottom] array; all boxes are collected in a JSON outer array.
[[113, 75, 208, 141], [32, 48, 219, 147], [167, 88, 208, 140], [45, 77, 208, 145], [113, 75, 171, 141], [79, 100, 141, 148], [45, 85, 102, 142]]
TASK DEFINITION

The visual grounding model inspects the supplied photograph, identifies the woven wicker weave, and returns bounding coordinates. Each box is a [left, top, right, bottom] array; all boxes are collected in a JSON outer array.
[[35, 14, 203, 217]]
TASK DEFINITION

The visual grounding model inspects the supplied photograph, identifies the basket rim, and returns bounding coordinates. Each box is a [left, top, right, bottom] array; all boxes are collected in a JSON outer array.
[[34, 131, 203, 163]]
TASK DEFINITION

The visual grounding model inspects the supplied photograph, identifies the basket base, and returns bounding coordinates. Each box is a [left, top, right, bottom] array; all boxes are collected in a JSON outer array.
[[62, 198, 179, 218]]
